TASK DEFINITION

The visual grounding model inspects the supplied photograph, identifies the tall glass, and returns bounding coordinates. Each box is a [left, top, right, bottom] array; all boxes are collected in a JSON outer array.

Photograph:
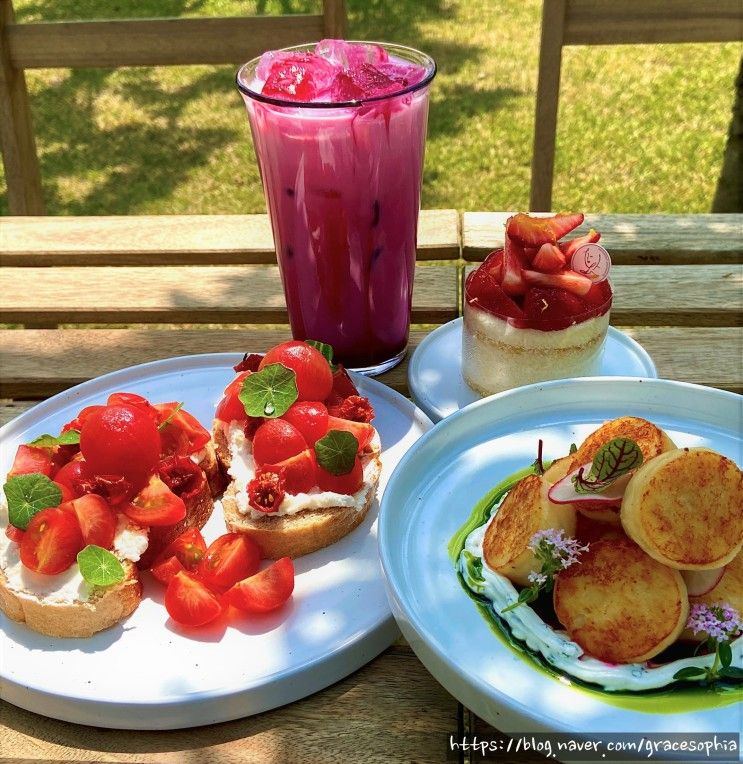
[[237, 42, 436, 374]]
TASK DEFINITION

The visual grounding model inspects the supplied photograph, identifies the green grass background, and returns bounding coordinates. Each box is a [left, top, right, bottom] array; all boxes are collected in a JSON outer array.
[[3, 0, 740, 215]]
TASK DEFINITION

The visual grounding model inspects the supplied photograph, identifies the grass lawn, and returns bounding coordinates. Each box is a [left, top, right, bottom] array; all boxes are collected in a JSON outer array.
[[3, 0, 740, 215]]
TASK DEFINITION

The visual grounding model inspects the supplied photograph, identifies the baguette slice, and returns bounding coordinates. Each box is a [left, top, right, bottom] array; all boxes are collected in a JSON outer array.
[[214, 421, 382, 559], [0, 558, 141, 639]]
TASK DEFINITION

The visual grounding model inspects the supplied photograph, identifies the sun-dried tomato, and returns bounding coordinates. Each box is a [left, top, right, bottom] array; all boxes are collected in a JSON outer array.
[[79, 473, 133, 506], [329, 395, 375, 424], [158, 455, 206, 501], [233, 353, 263, 373], [248, 468, 286, 513]]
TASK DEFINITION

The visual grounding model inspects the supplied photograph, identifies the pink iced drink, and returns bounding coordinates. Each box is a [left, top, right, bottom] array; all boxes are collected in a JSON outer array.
[[237, 41, 436, 372]]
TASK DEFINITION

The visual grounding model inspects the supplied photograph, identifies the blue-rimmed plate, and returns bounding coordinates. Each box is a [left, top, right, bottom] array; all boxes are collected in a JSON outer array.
[[379, 377, 742, 739], [408, 318, 657, 422]]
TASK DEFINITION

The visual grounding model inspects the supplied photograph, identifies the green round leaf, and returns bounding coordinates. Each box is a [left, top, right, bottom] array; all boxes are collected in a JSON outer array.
[[314, 430, 358, 476], [29, 429, 81, 448], [239, 363, 298, 418], [4, 473, 63, 530], [720, 666, 743, 679], [305, 339, 335, 368], [718, 640, 733, 669], [673, 666, 707, 681], [77, 545, 125, 587]]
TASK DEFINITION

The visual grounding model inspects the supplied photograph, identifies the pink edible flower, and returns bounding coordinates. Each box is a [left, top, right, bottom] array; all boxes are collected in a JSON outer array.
[[528, 528, 588, 570], [687, 603, 743, 643]]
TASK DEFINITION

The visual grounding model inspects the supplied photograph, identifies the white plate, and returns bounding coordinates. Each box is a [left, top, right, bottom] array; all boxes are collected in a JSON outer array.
[[379, 378, 742, 737], [408, 318, 657, 422], [0, 353, 433, 729]]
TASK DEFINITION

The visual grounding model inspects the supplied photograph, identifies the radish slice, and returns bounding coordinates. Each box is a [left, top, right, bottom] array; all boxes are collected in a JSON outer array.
[[548, 463, 633, 505], [682, 567, 726, 597]]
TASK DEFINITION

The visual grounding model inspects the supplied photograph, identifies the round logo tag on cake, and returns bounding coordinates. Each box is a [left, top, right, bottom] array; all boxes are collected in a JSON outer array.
[[571, 243, 611, 283]]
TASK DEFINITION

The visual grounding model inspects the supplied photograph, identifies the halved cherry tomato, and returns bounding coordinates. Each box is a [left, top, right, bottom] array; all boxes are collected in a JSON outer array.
[[214, 371, 251, 424], [151, 554, 185, 584], [151, 527, 206, 571], [80, 404, 160, 493], [316, 456, 363, 495], [5, 524, 24, 543], [326, 417, 374, 451], [264, 449, 316, 494], [225, 557, 295, 614], [69, 494, 116, 548], [20, 507, 84, 574], [122, 474, 186, 527], [197, 533, 261, 591], [165, 571, 223, 626], [54, 480, 75, 504], [155, 403, 210, 456], [8, 445, 53, 477]]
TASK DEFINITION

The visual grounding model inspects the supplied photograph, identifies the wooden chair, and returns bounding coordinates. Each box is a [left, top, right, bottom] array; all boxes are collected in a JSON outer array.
[[530, 0, 743, 211], [0, 0, 346, 215]]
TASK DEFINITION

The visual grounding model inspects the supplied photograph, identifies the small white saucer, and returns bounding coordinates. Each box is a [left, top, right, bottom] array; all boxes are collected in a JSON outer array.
[[408, 318, 658, 422]]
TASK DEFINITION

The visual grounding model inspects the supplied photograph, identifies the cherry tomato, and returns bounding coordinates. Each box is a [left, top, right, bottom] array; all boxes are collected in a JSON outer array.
[[233, 353, 263, 372], [53, 458, 90, 498], [248, 468, 286, 513], [151, 554, 186, 584], [316, 456, 363, 495], [8, 445, 53, 478], [252, 419, 307, 467], [5, 524, 24, 543], [165, 571, 223, 626], [155, 403, 210, 456], [282, 401, 329, 446], [225, 557, 295, 614], [151, 527, 206, 571], [20, 507, 84, 574], [214, 371, 251, 424], [107, 393, 159, 423], [259, 341, 333, 402], [265, 449, 316, 494], [69, 494, 117, 548], [122, 474, 186, 527], [326, 416, 375, 451], [197, 533, 261, 591], [80, 404, 161, 492]]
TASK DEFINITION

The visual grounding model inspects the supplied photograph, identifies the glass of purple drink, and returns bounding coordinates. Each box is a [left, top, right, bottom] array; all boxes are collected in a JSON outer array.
[[237, 40, 436, 374]]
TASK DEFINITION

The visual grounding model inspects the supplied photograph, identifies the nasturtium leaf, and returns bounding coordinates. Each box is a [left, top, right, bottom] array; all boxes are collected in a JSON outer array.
[[4, 473, 63, 530], [29, 430, 81, 448], [314, 430, 358, 476], [239, 363, 298, 418], [158, 402, 184, 430], [77, 545, 125, 587], [573, 437, 643, 494], [673, 666, 707, 681], [305, 339, 335, 369]]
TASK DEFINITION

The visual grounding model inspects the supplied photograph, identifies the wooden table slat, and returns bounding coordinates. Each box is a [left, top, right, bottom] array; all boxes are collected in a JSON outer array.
[[462, 212, 743, 264], [0, 209, 460, 265], [0, 264, 459, 327], [1, 326, 741, 402]]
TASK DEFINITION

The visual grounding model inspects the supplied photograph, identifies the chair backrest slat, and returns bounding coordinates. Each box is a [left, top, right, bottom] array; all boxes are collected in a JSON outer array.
[[0, 0, 347, 215], [530, 0, 743, 211]]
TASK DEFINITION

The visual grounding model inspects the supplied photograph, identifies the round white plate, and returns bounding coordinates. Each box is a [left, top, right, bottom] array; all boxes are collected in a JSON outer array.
[[379, 378, 742, 737], [408, 318, 657, 422], [0, 353, 433, 729]]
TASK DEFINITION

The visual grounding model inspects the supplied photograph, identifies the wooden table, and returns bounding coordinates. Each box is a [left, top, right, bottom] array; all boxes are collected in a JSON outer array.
[[1, 211, 741, 763]]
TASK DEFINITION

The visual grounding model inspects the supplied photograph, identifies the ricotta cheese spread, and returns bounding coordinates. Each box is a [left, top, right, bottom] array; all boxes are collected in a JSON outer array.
[[225, 422, 381, 520], [0, 500, 148, 604], [459, 503, 743, 692]]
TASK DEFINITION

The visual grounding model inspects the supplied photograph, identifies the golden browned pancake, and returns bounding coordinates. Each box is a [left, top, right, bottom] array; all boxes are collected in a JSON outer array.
[[482, 474, 576, 586], [553, 537, 688, 663], [568, 416, 675, 473], [621, 447, 743, 570]]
